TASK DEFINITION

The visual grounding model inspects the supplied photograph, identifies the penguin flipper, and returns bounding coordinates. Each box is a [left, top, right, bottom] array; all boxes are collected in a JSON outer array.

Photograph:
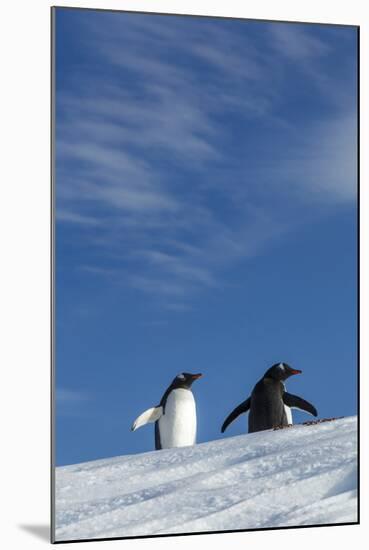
[[221, 398, 251, 433], [131, 406, 163, 431], [283, 392, 318, 417]]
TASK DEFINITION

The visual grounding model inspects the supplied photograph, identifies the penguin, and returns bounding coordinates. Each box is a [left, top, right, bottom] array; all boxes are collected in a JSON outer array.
[[221, 362, 317, 434], [131, 372, 202, 450]]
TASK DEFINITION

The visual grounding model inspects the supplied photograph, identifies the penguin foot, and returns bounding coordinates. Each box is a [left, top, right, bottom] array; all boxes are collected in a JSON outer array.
[[273, 423, 293, 431]]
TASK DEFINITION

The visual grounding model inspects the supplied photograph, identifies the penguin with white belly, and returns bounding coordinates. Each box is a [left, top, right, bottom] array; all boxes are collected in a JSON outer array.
[[131, 372, 203, 450]]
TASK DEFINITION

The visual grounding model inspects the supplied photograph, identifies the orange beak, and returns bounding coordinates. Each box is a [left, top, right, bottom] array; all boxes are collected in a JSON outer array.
[[290, 369, 302, 375]]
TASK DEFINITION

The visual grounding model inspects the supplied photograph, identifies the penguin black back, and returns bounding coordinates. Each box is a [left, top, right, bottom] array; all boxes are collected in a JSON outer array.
[[248, 362, 300, 432], [221, 362, 317, 434]]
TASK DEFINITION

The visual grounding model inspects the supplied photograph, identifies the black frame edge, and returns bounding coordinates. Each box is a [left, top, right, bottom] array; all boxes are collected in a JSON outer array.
[[51, 5, 56, 545]]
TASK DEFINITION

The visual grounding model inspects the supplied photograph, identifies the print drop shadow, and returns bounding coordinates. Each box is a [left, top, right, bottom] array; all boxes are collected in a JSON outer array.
[[18, 524, 50, 542]]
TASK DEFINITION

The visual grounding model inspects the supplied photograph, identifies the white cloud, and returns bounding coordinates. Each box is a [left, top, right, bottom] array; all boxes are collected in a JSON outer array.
[[130, 276, 189, 297], [269, 23, 331, 61], [261, 112, 357, 204], [56, 388, 90, 403], [56, 210, 101, 226], [56, 388, 92, 418], [56, 14, 357, 309], [298, 113, 357, 202]]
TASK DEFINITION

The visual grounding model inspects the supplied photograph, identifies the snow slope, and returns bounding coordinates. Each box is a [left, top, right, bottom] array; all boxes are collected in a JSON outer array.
[[55, 416, 357, 541]]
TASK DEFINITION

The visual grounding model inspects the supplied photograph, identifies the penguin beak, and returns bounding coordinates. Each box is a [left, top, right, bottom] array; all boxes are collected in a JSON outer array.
[[290, 369, 302, 375], [191, 373, 203, 379]]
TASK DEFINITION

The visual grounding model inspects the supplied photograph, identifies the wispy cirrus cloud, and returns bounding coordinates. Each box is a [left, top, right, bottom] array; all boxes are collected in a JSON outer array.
[[56, 388, 90, 403], [268, 23, 331, 61], [56, 387, 92, 418], [278, 113, 357, 203], [56, 13, 357, 309], [56, 210, 102, 226]]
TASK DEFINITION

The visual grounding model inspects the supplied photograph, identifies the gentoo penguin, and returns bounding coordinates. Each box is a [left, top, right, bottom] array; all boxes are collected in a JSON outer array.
[[131, 372, 202, 450], [221, 362, 317, 434]]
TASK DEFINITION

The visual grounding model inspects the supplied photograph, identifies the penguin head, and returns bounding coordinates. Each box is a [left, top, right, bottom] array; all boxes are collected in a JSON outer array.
[[172, 372, 203, 389], [264, 362, 302, 381]]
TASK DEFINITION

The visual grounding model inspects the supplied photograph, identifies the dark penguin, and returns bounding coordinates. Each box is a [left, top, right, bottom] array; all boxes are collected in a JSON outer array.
[[131, 372, 202, 450], [221, 362, 317, 434]]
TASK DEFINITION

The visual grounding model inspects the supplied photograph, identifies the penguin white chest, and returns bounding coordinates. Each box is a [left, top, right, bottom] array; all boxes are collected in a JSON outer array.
[[158, 388, 197, 448], [282, 383, 293, 424], [284, 405, 293, 424]]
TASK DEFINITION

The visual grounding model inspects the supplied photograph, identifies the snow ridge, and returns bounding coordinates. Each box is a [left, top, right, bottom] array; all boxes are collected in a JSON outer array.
[[55, 416, 357, 541]]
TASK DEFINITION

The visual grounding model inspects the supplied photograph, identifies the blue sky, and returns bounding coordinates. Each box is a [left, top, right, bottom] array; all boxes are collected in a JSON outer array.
[[55, 8, 357, 466]]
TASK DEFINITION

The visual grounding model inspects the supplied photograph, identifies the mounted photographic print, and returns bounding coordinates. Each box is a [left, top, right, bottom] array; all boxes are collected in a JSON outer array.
[[51, 6, 359, 543]]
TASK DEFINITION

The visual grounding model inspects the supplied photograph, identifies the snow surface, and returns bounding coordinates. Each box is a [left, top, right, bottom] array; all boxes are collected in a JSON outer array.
[[55, 416, 357, 541]]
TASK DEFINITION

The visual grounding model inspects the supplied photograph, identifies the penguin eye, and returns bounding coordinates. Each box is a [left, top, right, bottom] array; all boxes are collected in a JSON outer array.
[[278, 363, 285, 371]]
